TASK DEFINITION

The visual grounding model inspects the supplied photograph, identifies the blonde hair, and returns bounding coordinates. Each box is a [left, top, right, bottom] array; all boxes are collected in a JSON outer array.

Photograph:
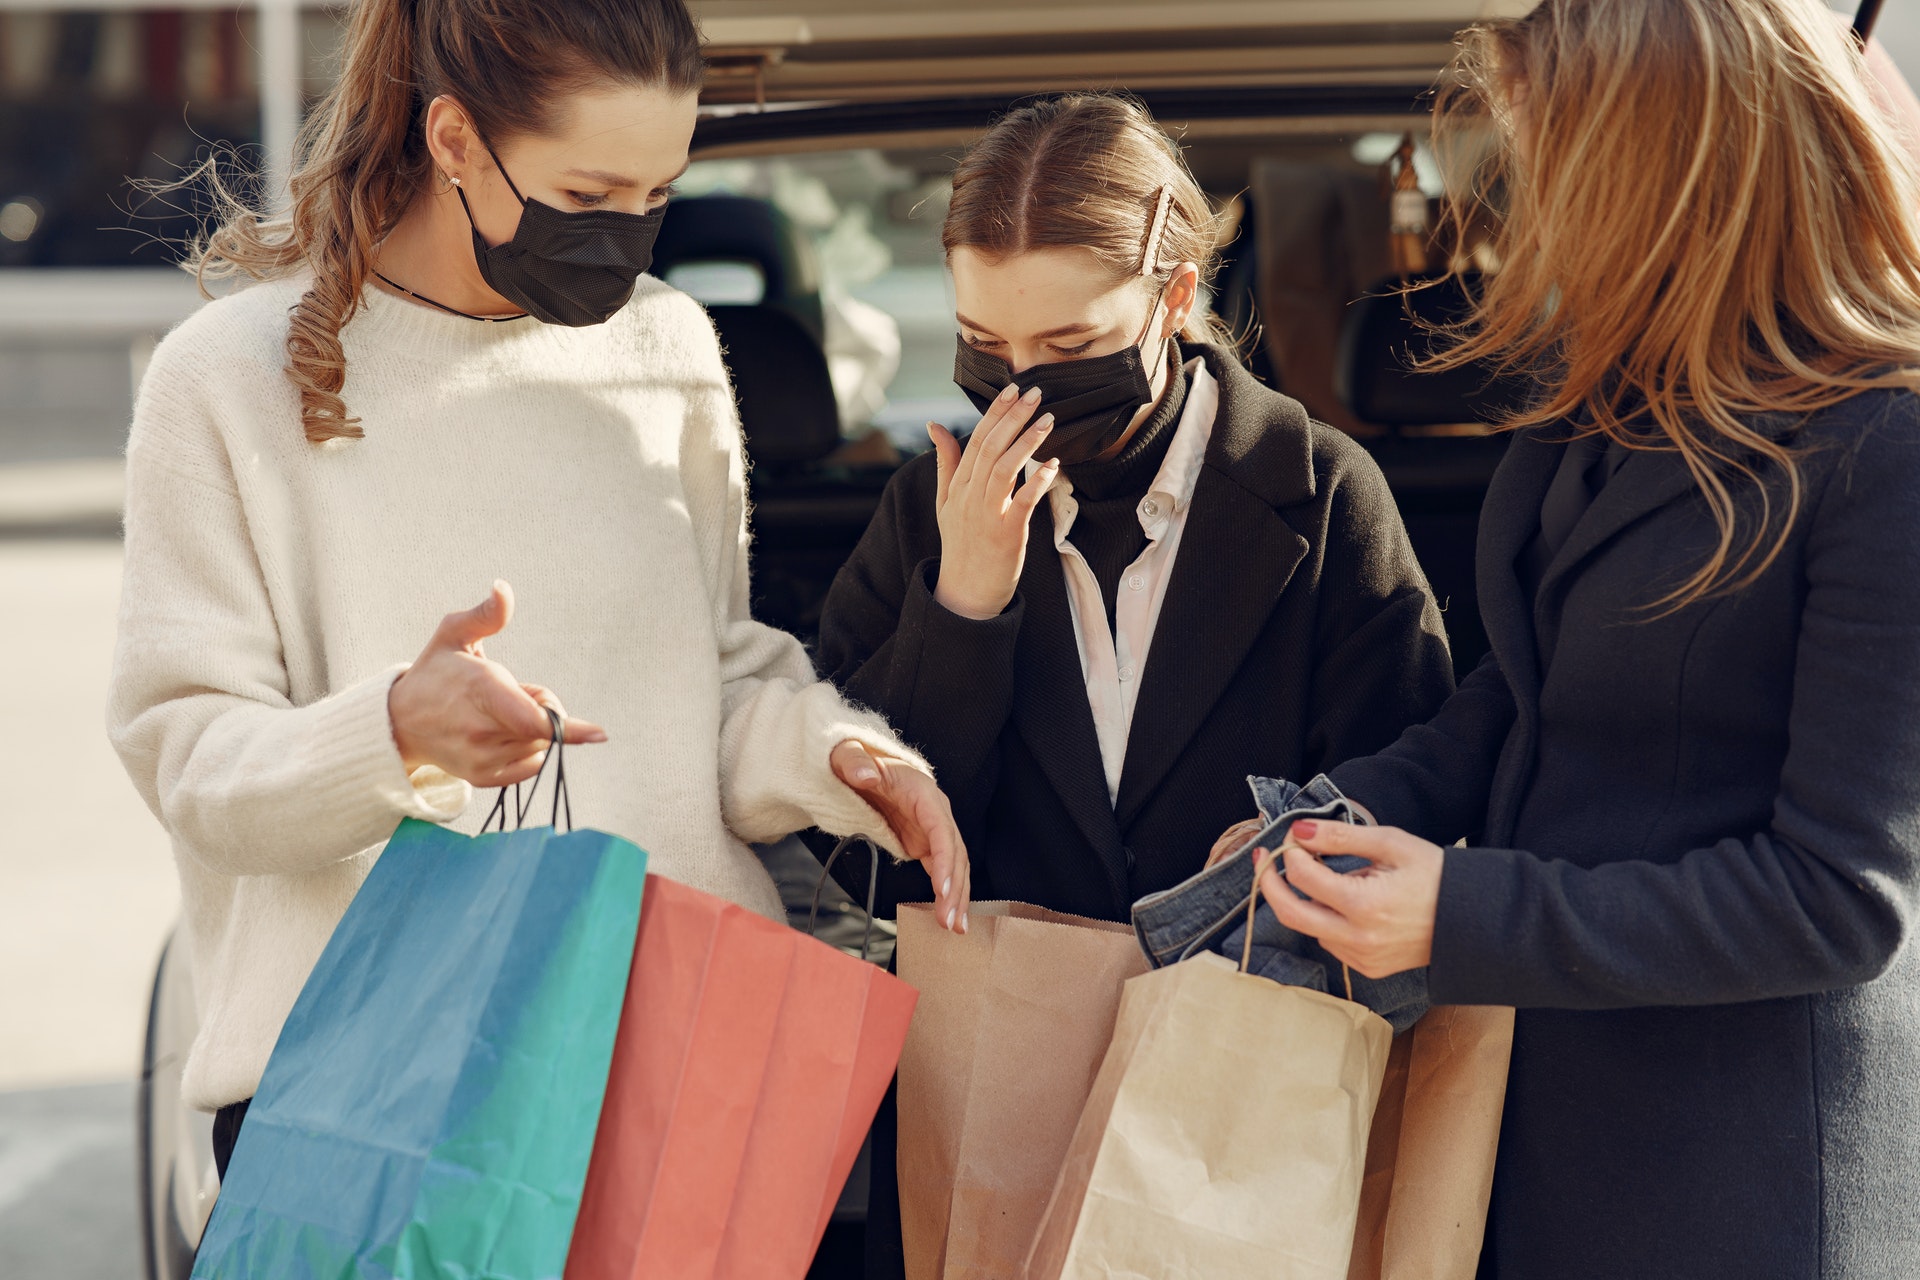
[[185, 0, 703, 443], [1431, 0, 1920, 609], [942, 93, 1234, 345]]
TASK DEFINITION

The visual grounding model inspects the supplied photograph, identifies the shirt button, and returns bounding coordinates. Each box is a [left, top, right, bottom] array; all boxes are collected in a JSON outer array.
[[1128, 574, 1146, 591], [1140, 499, 1160, 519], [1118, 664, 1136, 682]]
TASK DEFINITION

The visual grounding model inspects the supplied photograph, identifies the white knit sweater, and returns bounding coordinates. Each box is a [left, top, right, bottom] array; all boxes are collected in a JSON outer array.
[[108, 273, 925, 1112]]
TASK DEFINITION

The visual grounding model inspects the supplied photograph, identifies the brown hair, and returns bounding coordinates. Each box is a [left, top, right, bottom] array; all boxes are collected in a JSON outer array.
[[942, 93, 1233, 345], [1429, 0, 1920, 610], [187, 0, 704, 442]]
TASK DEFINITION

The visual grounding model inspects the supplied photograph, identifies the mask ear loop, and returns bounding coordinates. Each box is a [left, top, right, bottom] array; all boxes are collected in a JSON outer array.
[[453, 139, 530, 232]]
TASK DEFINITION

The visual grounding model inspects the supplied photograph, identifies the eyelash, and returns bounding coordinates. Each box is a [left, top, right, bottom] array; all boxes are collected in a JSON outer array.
[[965, 333, 1096, 358], [564, 183, 678, 210]]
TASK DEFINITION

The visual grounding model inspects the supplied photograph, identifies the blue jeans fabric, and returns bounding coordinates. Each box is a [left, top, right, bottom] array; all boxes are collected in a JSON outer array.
[[1129, 774, 1431, 1032]]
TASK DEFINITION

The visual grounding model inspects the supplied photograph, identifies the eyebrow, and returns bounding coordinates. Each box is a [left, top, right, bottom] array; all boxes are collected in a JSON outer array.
[[956, 313, 1099, 341], [562, 159, 691, 189]]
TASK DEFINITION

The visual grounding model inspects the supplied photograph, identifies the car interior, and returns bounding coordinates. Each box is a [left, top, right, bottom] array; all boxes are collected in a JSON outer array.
[[660, 110, 1519, 678]]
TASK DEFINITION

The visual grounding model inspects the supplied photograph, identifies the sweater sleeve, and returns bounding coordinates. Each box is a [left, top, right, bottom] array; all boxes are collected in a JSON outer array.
[[815, 455, 1025, 821], [1299, 436, 1457, 778], [675, 304, 931, 858], [1428, 415, 1920, 1009], [106, 338, 468, 878]]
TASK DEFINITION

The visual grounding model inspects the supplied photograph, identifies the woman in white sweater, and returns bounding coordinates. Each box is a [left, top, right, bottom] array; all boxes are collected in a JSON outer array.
[[107, 0, 970, 1173]]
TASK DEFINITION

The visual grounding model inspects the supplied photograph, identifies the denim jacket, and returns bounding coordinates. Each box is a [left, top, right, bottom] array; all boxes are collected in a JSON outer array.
[[1129, 774, 1431, 1031]]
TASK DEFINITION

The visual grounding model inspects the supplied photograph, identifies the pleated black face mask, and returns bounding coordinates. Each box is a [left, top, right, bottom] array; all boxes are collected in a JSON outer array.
[[953, 287, 1171, 466], [457, 146, 665, 327]]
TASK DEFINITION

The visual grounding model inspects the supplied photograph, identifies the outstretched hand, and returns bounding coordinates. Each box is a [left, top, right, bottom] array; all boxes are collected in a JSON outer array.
[[831, 740, 972, 933], [388, 580, 606, 787]]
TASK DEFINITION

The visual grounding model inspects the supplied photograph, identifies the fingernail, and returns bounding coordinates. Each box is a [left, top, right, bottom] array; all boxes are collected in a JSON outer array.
[[1022, 386, 1043, 404], [1000, 384, 1020, 402], [1036, 415, 1054, 432], [942, 877, 953, 896], [585, 729, 608, 743], [852, 763, 879, 785], [1293, 820, 1319, 839], [962, 912, 970, 932], [946, 908, 957, 929]]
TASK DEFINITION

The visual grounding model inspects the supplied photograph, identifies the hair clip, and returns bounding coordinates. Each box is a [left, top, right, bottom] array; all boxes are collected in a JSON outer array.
[[1140, 185, 1174, 277]]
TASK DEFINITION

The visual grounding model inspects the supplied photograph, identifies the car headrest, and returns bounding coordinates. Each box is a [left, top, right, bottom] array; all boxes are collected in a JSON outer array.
[[708, 305, 842, 472], [1335, 273, 1529, 429], [655, 195, 826, 343]]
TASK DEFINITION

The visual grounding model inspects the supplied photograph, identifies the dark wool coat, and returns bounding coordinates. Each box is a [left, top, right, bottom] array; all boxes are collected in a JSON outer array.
[[817, 344, 1456, 922], [1332, 391, 1920, 1280]]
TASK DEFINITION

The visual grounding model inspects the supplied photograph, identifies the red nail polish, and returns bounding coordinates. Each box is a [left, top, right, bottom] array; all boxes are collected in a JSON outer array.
[[1292, 820, 1319, 840]]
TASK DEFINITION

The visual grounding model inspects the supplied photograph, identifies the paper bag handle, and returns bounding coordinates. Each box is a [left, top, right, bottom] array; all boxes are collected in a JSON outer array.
[[809, 835, 884, 964], [1242, 844, 1355, 1002], [480, 706, 572, 834]]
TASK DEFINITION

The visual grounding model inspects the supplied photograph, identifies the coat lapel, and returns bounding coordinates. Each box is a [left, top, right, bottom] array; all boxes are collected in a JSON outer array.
[[1537, 446, 1699, 600], [1114, 354, 1312, 826], [1009, 500, 1131, 907], [1476, 429, 1561, 709]]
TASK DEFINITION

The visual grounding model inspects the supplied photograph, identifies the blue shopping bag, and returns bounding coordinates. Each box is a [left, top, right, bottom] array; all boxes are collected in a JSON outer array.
[[192, 730, 646, 1280]]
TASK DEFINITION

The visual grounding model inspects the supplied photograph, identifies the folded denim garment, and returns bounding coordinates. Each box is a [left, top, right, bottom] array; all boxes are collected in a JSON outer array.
[[1130, 774, 1430, 1032]]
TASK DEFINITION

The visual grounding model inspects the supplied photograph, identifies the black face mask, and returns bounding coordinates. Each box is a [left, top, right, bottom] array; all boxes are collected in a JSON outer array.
[[953, 290, 1170, 466], [457, 146, 666, 327]]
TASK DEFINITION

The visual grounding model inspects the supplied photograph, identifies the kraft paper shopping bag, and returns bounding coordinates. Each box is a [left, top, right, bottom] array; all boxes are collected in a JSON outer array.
[[1347, 1005, 1513, 1280], [894, 901, 1149, 1280], [1026, 952, 1393, 1280]]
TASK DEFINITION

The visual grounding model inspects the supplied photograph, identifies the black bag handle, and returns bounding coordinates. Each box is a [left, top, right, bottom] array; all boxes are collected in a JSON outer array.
[[808, 835, 884, 964], [480, 706, 572, 834]]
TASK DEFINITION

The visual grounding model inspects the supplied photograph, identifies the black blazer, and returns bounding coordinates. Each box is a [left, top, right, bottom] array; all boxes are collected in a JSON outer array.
[[817, 345, 1455, 922], [1332, 393, 1920, 1279]]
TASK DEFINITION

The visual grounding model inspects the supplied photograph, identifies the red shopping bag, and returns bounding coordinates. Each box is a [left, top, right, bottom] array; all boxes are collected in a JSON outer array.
[[565, 872, 918, 1280]]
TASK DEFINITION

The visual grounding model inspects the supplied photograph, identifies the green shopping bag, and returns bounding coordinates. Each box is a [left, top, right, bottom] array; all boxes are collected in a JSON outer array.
[[192, 724, 646, 1279]]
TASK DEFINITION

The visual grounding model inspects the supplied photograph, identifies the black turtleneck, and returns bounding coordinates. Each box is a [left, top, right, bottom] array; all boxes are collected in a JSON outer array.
[[1059, 345, 1190, 632]]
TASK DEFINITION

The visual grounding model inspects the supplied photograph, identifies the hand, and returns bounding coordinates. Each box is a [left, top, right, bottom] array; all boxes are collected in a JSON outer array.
[[831, 740, 972, 933], [928, 383, 1060, 620], [1254, 820, 1444, 979], [1206, 817, 1266, 869], [388, 581, 607, 787]]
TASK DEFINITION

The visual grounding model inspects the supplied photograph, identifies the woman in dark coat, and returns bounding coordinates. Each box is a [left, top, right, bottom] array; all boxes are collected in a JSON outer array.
[[817, 93, 1455, 926], [816, 95, 1453, 1280], [1252, 2, 1920, 1276]]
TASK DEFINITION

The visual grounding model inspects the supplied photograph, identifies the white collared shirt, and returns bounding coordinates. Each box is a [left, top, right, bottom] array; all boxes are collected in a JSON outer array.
[[1039, 356, 1220, 804]]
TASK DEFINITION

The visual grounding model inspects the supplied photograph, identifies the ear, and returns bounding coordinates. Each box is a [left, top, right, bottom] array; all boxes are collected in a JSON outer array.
[[1163, 260, 1203, 335], [423, 96, 482, 183]]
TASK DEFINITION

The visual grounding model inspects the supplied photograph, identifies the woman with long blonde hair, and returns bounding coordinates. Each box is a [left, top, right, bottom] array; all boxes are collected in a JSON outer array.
[[1232, 0, 1920, 1273]]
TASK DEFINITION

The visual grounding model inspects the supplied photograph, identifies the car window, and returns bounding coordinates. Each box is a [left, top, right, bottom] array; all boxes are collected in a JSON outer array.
[[677, 148, 974, 452]]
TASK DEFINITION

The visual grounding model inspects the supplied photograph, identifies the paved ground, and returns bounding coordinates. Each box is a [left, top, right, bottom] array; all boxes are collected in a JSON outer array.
[[0, 537, 181, 1277], [0, 1083, 142, 1278]]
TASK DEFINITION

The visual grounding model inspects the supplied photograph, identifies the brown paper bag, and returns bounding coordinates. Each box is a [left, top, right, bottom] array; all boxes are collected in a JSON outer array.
[[1347, 1005, 1515, 1280], [895, 901, 1149, 1280], [1025, 952, 1394, 1279]]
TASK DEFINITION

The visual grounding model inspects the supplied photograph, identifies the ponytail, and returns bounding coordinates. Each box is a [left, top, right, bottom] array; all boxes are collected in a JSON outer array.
[[185, 0, 704, 443]]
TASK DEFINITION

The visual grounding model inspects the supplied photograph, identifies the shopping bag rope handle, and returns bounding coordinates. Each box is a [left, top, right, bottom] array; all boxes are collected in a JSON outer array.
[[480, 707, 572, 834], [809, 835, 884, 964], [1243, 845, 1355, 1002]]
